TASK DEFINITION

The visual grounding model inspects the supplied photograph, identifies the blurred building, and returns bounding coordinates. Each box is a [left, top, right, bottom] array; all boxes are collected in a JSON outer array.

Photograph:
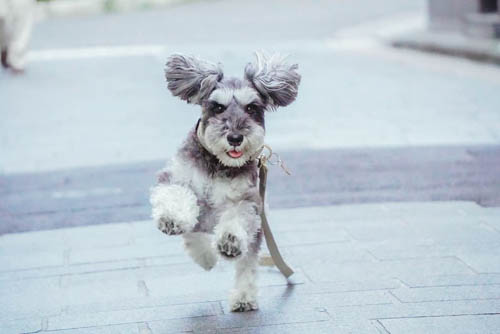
[[429, 0, 500, 38]]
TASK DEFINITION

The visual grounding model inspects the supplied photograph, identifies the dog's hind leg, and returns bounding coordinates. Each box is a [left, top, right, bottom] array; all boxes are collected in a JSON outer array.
[[183, 232, 218, 271]]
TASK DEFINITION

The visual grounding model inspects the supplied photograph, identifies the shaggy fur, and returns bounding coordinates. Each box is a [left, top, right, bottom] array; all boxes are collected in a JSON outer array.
[[150, 52, 300, 312]]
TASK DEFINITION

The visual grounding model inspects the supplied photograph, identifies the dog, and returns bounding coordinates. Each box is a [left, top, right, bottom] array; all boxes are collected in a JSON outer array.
[[150, 52, 300, 312]]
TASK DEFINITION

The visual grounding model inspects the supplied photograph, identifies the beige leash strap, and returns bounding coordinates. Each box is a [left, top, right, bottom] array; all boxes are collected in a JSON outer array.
[[258, 153, 294, 278]]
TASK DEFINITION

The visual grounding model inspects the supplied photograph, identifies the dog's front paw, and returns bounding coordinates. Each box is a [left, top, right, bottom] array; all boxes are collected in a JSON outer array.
[[157, 217, 183, 235], [217, 233, 243, 258]]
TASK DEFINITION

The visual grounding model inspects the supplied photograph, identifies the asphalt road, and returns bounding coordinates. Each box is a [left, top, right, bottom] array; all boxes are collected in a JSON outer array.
[[1, 145, 499, 234]]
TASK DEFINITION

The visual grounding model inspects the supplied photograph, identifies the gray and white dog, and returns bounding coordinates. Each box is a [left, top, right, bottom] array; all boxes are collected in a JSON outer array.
[[150, 52, 300, 312]]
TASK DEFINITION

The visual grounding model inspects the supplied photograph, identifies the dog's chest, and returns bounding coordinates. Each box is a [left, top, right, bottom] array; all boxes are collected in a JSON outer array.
[[170, 156, 255, 205]]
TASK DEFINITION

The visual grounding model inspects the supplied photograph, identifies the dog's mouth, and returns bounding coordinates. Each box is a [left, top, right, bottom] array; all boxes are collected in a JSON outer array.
[[227, 150, 243, 159]]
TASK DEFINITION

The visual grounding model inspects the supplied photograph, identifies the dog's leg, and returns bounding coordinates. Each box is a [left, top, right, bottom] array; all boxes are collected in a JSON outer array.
[[183, 232, 217, 271], [229, 250, 259, 312], [214, 201, 260, 259], [150, 184, 199, 235]]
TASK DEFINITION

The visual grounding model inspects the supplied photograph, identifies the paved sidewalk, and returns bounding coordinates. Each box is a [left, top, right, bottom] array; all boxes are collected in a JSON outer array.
[[1, 201, 500, 333]]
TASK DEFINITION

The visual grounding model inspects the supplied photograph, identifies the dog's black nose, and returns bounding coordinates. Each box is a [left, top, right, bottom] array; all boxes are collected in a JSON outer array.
[[227, 134, 243, 146]]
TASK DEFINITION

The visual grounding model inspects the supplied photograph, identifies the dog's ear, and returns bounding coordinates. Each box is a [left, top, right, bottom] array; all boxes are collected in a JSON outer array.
[[165, 54, 224, 105], [244, 52, 301, 109]]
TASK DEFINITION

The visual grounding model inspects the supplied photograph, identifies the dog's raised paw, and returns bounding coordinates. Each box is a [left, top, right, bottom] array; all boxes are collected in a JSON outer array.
[[157, 217, 183, 235], [217, 233, 242, 258]]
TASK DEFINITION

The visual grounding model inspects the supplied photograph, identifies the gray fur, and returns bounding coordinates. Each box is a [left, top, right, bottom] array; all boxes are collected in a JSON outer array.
[[244, 52, 301, 108], [165, 54, 224, 105]]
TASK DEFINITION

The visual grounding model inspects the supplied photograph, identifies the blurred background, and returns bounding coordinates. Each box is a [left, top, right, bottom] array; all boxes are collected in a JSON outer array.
[[1, 0, 500, 234]]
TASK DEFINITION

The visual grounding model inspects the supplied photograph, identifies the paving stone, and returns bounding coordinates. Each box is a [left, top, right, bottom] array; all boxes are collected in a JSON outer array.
[[68, 238, 185, 264], [0, 318, 42, 334], [0, 258, 147, 282], [281, 241, 373, 265], [391, 285, 500, 303], [273, 228, 351, 245], [307, 278, 401, 294], [0, 250, 65, 272], [215, 308, 330, 330], [267, 203, 399, 226], [47, 302, 221, 331], [363, 241, 455, 260], [2, 202, 500, 332], [0, 277, 62, 321], [456, 252, 500, 273], [0, 228, 67, 255], [302, 257, 474, 283], [330, 299, 500, 322], [204, 320, 337, 334], [401, 273, 500, 288], [44, 323, 141, 334], [379, 314, 500, 334], [404, 219, 500, 247], [379, 201, 483, 218]]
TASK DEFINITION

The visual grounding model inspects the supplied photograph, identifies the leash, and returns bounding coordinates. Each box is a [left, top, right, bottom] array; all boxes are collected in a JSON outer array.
[[257, 145, 294, 278], [196, 121, 294, 277]]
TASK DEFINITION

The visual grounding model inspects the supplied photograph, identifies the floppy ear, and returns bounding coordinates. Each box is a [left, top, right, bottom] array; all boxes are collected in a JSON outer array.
[[165, 54, 224, 105], [244, 52, 301, 109]]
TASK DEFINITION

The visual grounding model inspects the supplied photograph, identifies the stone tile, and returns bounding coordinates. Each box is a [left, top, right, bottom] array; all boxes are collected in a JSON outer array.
[[405, 219, 500, 247], [68, 239, 185, 264], [379, 314, 500, 334], [302, 257, 474, 283], [342, 219, 416, 242], [61, 221, 136, 250], [0, 318, 42, 334], [267, 203, 399, 226], [331, 299, 500, 322], [0, 277, 62, 321], [379, 201, 483, 218], [45, 323, 141, 334], [392, 285, 500, 303], [2, 201, 499, 333], [47, 302, 220, 331], [0, 250, 65, 272], [456, 253, 500, 273], [0, 258, 147, 282], [307, 278, 401, 294], [401, 273, 500, 288], [0, 228, 67, 255], [281, 241, 373, 265], [213, 320, 337, 334], [363, 241, 456, 260], [273, 228, 351, 246], [215, 308, 330, 330]]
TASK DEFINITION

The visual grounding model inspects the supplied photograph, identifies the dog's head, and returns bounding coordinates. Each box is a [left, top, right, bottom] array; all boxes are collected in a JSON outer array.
[[165, 52, 301, 167]]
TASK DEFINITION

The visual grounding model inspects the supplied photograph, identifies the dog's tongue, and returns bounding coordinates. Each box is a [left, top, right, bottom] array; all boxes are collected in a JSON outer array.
[[228, 150, 243, 158]]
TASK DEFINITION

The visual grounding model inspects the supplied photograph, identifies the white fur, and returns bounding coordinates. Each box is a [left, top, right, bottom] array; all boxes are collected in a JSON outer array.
[[183, 232, 218, 271], [150, 184, 199, 232], [229, 253, 259, 311], [208, 88, 234, 106], [233, 87, 261, 106], [208, 87, 261, 107]]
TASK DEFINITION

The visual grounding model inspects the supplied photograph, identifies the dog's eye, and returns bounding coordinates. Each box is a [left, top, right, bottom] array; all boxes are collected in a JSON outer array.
[[212, 103, 225, 114], [246, 104, 258, 113]]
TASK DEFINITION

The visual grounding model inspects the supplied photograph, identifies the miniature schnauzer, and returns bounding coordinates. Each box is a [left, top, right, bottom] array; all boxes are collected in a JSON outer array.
[[150, 52, 300, 311]]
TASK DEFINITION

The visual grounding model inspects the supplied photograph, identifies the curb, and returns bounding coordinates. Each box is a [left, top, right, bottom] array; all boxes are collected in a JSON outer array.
[[392, 30, 500, 65]]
